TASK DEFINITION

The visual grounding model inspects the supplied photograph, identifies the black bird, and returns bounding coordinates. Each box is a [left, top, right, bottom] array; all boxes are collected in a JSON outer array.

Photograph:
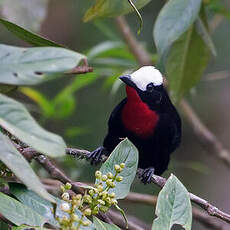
[[89, 66, 181, 183]]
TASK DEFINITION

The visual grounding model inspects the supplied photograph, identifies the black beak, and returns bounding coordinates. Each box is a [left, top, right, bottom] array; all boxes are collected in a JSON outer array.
[[119, 75, 136, 88]]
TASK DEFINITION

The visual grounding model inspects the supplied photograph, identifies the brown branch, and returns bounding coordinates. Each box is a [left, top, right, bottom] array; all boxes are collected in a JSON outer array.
[[124, 192, 228, 230], [17, 143, 230, 226], [115, 16, 152, 66], [67, 59, 93, 75], [180, 100, 230, 168], [107, 210, 151, 230]]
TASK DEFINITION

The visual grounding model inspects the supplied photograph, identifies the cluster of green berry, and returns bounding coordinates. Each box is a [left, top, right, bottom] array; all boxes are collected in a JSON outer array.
[[0, 161, 13, 177], [56, 163, 125, 230]]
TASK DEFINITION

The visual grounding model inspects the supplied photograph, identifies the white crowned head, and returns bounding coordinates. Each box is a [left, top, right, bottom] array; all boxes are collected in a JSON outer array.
[[130, 66, 163, 91]]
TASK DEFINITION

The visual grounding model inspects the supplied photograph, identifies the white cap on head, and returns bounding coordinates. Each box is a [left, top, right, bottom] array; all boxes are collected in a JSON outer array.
[[130, 66, 163, 91]]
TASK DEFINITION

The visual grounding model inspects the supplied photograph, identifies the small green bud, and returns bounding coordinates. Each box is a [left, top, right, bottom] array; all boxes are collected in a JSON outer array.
[[83, 208, 92, 216], [60, 202, 70, 212], [111, 199, 118, 205], [95, 170, 102, 179], [92, 206, 99, 215], [99, 205, 109, 212], [82, 220, 91, 226], [108, 181, 115, 188], [61, 216, 69, 225], [109, 192, 116, 198], [99, 191, 108, 199], [61, 192, 70, 201], [75, 194, 82, 200], [107, 172, 113, 179], [116, 176, 123, 182], [98, 199, 105, 205], [115, 164, 122, 173], [101, 174, 108, 181], [120, 163, 125, 168], [72, 214, 80, 222], [83, 194, 92, 204], [72, 199, 81, 206], [89, 189, 94, 196], [65, 182, 72, 190], [105, 197, 111, 204], [97, 185, 104, 192], [60, 185, 65, 193]]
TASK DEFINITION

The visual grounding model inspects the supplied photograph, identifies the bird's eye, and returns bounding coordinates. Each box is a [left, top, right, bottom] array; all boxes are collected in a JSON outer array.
[[146, 83, 154, 91]]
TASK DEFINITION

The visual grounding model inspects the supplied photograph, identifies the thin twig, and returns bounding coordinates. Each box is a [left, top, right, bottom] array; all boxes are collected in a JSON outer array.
[[124, 192, 227, 230], [180, 100, 230, 168], [67, 59, 93, 75], [17, 144, 230, 226]]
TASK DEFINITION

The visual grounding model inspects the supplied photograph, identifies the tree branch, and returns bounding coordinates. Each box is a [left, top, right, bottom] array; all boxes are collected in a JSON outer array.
[[124, 192, 228, 230], [17, 144, 230, 226]]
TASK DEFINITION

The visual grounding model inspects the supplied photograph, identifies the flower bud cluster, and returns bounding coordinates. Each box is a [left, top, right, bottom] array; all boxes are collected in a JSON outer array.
[[56, 163, 125, 230]]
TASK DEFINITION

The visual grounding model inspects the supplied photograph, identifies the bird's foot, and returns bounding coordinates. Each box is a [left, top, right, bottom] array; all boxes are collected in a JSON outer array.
[[88, 146, 107, 165], [139, 167, 155, 184]]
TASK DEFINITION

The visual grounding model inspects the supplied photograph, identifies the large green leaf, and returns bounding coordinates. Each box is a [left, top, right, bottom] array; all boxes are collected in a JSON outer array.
[[93, 216, 121, 230], [0, 94, 66, 157], [10, 183, 58, 227], [98, 138, 138, 199], [0, 44, 84, 85], [0, 18, 62, 47], [152, 174, 192, 230], [0, 132, 54, 203], [83, 0, 151, 22], [153, 0, 202, 63], [166, 23, 210, 103], [0, 192, 46, 227], [0, 0, 48, 32], [10, 183, 95, 230]]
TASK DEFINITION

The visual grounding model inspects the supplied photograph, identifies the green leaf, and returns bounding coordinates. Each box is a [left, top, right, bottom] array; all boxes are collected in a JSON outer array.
[[83, 0, 151, 22], [0, 93, 66, 157], [166, 24, 210, 103], [0, 44, 85, 85], [0, 18, 62, 47], [0, 192, 46, 227], [195, 17, 217, 57], [153, 0, 202, 63], [98, 138, 138, 199], [93, 216, 121, 230], [152, 174, 192, 230], [20, 87, 54, 118], [52, 74, 97, 119], [0, 132, 55, 203], [0, 220, 8, 230], [9, 183, 58, 227], [0, 0, 48, 32], [10, 183, 95, 230]]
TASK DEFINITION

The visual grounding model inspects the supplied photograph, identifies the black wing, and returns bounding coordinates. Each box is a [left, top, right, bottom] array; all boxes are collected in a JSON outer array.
[[158, 112, 181, 154], [103, 98, 127, 152]]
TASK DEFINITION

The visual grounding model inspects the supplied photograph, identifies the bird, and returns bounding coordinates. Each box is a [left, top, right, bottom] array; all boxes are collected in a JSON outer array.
[[88, 66, 181, 183]]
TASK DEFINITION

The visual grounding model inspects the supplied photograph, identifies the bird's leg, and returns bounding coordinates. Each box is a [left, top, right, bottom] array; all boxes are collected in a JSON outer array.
[[88, 146, 108, 165], [139, 167, 155, 184]]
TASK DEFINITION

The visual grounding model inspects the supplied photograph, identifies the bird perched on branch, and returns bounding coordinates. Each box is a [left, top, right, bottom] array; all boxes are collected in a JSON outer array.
[[89, 66, 181, 183]]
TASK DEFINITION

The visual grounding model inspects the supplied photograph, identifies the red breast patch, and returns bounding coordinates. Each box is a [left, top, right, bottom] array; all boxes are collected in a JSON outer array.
[[121, 86, 159, 138]]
